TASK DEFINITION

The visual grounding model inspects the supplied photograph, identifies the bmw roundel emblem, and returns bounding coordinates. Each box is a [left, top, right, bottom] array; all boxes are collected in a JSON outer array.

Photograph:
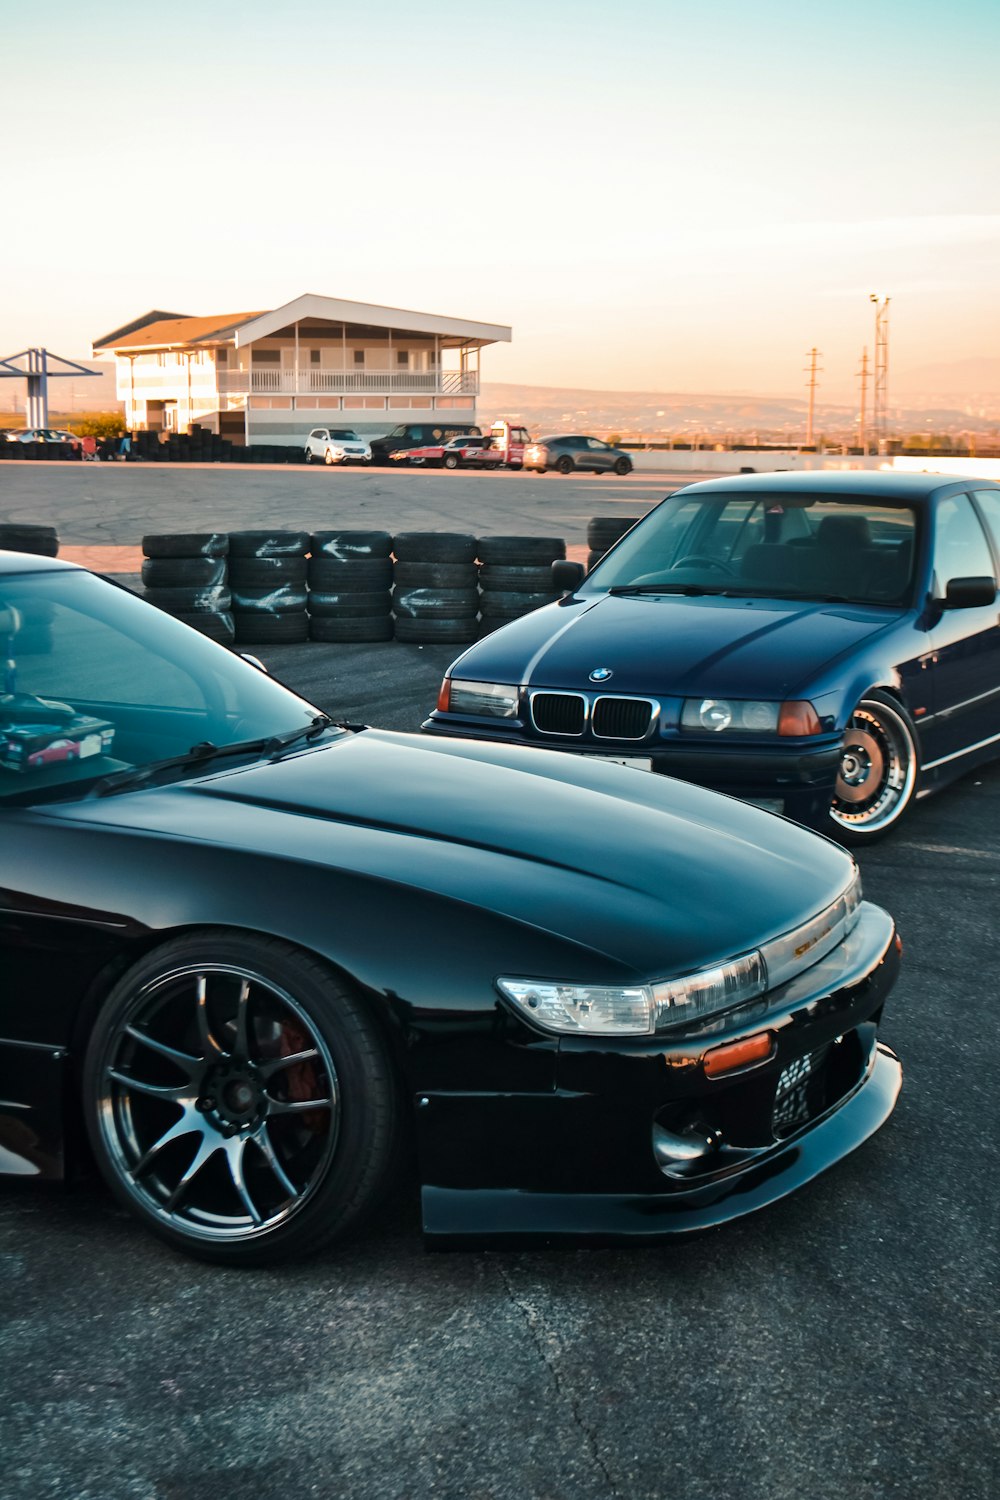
[[589, 667, 613, 683]]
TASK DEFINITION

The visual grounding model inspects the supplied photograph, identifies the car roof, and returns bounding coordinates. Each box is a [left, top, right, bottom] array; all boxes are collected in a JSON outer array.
[[0, 550, 81, 575], [675, 470, 996, 502]]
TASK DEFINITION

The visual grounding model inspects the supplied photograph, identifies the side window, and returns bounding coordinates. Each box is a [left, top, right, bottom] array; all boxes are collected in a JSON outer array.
[[932, 494, 995, 590], [972, 489, 1000, 562]]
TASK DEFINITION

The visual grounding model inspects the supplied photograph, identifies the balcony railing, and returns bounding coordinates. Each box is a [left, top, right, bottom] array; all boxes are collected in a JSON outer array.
[[217, 370, 479, 396]]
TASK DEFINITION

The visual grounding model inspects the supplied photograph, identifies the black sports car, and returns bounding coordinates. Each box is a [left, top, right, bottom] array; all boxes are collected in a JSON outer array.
[[0, 551, 902, 1264]]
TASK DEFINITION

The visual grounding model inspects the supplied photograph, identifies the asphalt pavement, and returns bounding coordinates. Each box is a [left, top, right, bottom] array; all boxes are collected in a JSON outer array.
[[0, 462, 997, 1500]]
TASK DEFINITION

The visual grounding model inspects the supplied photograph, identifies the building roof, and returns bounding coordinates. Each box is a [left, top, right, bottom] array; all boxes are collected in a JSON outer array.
[[93, 294, 511, 354]]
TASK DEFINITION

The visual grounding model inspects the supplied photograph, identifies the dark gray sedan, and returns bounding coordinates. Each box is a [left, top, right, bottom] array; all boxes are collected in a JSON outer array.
[[523, 434, 633, 475]]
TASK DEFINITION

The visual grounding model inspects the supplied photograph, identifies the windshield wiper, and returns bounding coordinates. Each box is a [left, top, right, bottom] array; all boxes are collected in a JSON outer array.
[[86, 714, 335, 798], [607, 582, 730, 596]]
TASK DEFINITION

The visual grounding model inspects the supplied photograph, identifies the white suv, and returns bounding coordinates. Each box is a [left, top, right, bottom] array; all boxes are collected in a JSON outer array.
[[304, 428, 372, 465]]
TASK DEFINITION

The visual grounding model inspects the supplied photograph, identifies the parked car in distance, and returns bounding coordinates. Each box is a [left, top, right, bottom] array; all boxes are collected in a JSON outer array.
[[0, 548, 901, 1263], [7, 428, 82, 448], [371, 423, 481, 465], [303, 428, 372, 465], [425, 470, 1000, 844], [392, 435, 500, 469], [523, 435, 633, 475]]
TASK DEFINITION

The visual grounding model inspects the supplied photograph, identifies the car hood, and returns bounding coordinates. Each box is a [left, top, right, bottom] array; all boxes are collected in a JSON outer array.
[[53, 728, 855, 978], [460, 592, 900, 698]]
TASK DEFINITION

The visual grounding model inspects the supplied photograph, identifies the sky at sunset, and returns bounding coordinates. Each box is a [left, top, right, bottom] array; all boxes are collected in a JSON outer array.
[[2, 0, 998, 402]]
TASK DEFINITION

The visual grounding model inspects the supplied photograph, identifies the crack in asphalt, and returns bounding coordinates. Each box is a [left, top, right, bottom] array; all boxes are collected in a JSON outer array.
[[493, 1259, 620, 1498]]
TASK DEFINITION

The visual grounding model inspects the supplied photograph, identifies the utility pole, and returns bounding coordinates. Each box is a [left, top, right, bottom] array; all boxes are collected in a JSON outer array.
[[870, 295, 890, 451], [804, 347, 822, 448], [857, 347, 870, 455]]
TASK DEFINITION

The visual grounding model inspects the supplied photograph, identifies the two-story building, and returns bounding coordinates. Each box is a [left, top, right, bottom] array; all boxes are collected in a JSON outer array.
[[92, 293, 511, 447]]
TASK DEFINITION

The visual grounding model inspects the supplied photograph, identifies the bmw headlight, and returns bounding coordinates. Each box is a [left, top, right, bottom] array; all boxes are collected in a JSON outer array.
[[440, 679, 518, 717], [681, 699, 821, 735]]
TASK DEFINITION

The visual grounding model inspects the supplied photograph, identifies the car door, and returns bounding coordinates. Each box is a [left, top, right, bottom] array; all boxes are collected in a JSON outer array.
[[585, 438, 614, 471], [922, 491, 1000, 769]]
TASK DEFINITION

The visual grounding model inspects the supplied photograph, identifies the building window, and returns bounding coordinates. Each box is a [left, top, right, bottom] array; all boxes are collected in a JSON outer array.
[[343, 396, 387, 410], [440, 397, 475, 410], [353, 350, 365, 366], [310, 349, 321, 365], [396, 350, 409, 367], [216, 349, 228, 364], [252, 349, 281, 364]]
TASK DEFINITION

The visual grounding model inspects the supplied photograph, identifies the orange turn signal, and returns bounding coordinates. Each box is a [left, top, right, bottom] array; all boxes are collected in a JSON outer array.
[[703, 1031, 775, 1079], [436, 680, 451, 712], [778, 700, 822, 736]]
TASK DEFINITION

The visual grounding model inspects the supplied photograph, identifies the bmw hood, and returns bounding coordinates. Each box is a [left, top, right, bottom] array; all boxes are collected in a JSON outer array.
[[54, 727, 855, 977], [460, 592, 900, 699]]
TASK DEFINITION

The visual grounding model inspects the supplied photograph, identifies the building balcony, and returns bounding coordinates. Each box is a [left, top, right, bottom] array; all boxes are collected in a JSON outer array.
[[216, 370, 479, 397]]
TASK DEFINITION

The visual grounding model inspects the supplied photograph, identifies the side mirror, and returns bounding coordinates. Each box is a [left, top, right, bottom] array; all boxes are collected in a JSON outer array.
[[552, 559, 586, 594], [942, 576, 996, 609]]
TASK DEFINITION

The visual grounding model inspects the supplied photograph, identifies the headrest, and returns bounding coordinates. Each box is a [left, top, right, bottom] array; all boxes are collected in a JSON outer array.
[[817, 514, 871, 548]]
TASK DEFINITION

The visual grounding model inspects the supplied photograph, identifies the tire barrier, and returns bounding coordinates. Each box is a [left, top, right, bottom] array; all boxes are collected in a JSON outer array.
[[585, 516, 639, 571], [307, 530, 395, 642], [390, 534, 479, 642], [139, 532, 234, 643], [227, 532, 311, 645], [0, 523, 60, 556], [475, 536, 564, 634]]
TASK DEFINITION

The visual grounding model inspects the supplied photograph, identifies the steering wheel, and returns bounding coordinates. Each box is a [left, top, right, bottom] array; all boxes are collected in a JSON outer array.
[[673, 554, 735, 576]]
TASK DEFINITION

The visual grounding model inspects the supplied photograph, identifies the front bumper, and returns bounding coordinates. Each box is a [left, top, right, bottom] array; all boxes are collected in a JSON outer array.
[[418, 904, 901, 1245]]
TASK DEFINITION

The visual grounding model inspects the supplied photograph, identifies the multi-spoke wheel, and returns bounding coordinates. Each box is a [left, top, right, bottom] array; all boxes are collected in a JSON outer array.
[[829, 691, 918, 843], [83, 932, 399, 1264]]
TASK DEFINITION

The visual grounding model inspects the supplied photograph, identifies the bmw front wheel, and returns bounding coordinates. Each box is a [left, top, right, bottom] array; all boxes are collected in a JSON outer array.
[[829, 691, 918, 843]]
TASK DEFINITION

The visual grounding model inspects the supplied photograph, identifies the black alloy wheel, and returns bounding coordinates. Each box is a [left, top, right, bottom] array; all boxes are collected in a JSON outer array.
[[829, 690, 919, 843], [614, 457, 632, 475], [304, 450, 314, 464], [83, 932, 399, 1265], [556, 456, 575, 475]]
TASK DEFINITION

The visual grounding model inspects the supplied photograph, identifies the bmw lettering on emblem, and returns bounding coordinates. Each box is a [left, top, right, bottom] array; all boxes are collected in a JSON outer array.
[[589, 667, 613, 683]]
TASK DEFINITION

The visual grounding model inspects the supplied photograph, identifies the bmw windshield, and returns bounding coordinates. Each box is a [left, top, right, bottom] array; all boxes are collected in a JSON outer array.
[[587, 492, 917, 606], [0, 567, 333, 803]]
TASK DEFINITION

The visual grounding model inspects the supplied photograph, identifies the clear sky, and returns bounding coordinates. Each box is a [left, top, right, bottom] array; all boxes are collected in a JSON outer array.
[[2, 0, 998, 400]]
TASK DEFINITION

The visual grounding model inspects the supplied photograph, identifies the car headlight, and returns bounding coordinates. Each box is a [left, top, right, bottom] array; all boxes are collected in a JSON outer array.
[[439, 679, 518, 717], [680, 698, 821, 735], [497, 868, 863, 1037]]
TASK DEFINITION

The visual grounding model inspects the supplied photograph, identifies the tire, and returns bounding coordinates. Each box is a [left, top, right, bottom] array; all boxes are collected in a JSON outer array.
[[304, 450, 314, 464], [392, 532, 477, 564], [556, 456, 574, 475], [228, 531, 310, 558], [143, 585, 232, 613], [614, 457, 633, 476], [228, 557, 308, 586], [230, 585, 308, 613], [172, 610, 236, 644], [142, 533, 229, 559], [81, 930, 399, 1265], [141, 558, 228, 588], [309, 615, 395, 643], [393, 588, 480, 619], [476, 536, 567, 565], [587, 550, 605, 572], [479, 590, 556, 616], [0, 523, 60, 556], [443, 454, 460, 470], [587, 517, 640, 551], [393, 561, 478, 589], [393, 616, 479, 644], [324, 450, 339, 466], [232, 612, 310, 644], [478, 564, 559, 593], [828, 691, 919, 843], [307, 591, 392, 618], [310, 531, 393, 560], [308, 558, 394, 591]]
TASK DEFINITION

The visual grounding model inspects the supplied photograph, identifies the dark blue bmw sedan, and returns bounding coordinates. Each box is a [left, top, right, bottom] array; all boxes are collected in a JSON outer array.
[[425, 471, 1000, 842]]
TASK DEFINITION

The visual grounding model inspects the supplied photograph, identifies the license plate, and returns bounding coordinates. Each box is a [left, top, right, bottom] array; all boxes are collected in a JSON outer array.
[[592, 755, 653, 771]]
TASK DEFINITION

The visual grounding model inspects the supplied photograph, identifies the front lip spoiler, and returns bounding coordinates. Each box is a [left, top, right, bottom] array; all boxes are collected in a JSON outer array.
[[422, 1042, 902, 1246]]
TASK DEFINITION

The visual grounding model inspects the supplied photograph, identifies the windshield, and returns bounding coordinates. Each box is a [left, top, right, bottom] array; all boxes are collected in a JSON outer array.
[[0, 569, 331, 804], [328, 429, 359, 440], [586, 492, 918, 606]]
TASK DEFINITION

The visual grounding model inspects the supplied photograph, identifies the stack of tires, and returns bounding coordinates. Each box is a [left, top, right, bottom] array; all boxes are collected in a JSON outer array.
[[140, 533, 233, 643], [307, 531, 394, 643], [391, 532, 480, 644], [586, 516, 640, 572], [0, 523, 59, 556], [477, 535, 565, 635], [229, 531, 310, 645]]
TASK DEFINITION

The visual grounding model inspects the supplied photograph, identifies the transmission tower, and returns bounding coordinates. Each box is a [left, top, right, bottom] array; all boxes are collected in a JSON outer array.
[[870, 295, 890, 451], [803, 347, 822, 448], [857, 347, 870, 455]]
